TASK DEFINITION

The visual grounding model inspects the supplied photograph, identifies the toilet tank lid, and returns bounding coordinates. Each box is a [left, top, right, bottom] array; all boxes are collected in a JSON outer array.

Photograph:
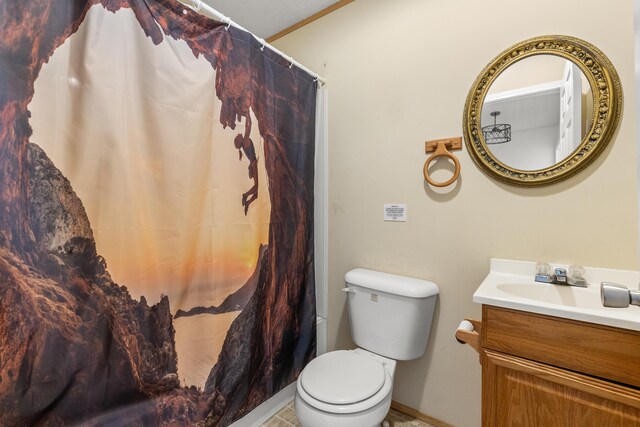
[[344, 268, 439, 298]]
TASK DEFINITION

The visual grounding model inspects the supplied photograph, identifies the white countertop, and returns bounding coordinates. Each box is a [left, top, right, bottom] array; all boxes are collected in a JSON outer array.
[[473, 258, 640, 331]]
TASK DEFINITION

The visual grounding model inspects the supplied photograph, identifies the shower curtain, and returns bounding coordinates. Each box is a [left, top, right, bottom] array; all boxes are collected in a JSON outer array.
[[0, 1, 316, 425]]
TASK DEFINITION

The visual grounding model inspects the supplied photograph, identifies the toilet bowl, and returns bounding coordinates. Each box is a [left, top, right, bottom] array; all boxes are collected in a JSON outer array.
[[294, 268, 439, 427], [295, 348, 396, 427]]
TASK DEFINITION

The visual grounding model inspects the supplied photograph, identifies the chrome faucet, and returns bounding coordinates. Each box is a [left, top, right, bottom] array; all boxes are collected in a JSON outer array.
[[601, 282, 640, 308], [554, 267, 568, 284], [535, 264, 588, 287]]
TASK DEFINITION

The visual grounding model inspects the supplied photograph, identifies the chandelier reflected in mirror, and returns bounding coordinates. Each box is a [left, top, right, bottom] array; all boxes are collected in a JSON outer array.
[[482, 111, 511, 144]]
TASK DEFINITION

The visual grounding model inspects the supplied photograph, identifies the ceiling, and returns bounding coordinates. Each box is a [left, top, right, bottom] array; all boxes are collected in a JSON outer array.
[[202, 0, 339, 39], [483, 88, 561, 132]]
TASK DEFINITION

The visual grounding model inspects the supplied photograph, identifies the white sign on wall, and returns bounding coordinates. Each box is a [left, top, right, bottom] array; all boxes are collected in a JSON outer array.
[[384, 204, 407, 222]]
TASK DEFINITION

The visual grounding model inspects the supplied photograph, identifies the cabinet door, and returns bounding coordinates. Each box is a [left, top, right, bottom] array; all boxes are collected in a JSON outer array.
[[483, 350, 640, 427]]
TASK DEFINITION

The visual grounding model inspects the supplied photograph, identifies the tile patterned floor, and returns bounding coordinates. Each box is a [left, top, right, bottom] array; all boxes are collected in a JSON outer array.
[[261, 400, 436, 427]]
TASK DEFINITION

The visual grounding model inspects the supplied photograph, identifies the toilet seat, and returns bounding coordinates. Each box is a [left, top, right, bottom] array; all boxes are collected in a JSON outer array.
[[296, 350, 393, 414], [301, 350, 386, 404]]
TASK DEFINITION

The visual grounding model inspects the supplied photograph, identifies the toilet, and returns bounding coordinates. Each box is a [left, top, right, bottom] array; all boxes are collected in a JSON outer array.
[[295, 268, 439, 427]]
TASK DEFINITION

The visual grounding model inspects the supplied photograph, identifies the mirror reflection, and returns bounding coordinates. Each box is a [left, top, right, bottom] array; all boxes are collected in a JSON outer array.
[[481, 55, 593, 171]]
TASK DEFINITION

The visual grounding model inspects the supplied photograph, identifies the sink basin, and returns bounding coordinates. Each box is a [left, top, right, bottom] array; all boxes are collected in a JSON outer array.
[[495, 283, 602, 309], [473, 259, 640, 331]]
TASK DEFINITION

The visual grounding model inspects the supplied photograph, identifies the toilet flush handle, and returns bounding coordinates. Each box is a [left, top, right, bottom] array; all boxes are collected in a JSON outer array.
[[341, 286, 356, 293]]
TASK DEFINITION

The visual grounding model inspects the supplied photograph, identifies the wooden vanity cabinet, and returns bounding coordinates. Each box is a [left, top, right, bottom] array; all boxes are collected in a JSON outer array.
[[480, 306, 640, 426]]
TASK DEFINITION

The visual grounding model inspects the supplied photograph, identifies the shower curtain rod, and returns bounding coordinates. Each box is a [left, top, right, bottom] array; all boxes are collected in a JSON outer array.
[[177, 0, 326, 85]]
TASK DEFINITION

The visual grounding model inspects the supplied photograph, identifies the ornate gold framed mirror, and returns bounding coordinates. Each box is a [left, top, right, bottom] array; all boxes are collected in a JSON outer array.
[[463, 35, 622, 186]]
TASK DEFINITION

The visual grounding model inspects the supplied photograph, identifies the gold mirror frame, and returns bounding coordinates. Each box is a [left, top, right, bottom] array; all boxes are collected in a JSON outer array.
[[463, 35, 622, 186]]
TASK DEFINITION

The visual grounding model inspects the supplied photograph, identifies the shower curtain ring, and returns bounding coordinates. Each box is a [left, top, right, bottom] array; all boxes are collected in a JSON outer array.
[[224, 17, 231, 30], [288, 57, 294, 69], [260, 39, 266, 52], [193, 0, 202, 11]]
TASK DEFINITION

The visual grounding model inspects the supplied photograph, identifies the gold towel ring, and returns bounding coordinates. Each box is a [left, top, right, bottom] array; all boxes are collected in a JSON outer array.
[[423, 141, 461, 187]]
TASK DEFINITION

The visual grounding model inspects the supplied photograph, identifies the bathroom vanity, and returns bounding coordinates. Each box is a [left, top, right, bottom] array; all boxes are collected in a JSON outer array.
[[463, 259, 640, 426], [481, 305, 640, 426]]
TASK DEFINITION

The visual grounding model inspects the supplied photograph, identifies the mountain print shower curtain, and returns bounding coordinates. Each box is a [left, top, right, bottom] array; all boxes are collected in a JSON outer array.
[[0, 1, 317, 425]]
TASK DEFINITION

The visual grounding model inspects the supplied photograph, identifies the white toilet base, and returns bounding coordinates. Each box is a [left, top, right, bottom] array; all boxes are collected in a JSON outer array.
[[294, 390, 392, 427]]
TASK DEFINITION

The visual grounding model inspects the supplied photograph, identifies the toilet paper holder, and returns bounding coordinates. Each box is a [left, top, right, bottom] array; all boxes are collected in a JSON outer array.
[[455, 318, 482, 355]]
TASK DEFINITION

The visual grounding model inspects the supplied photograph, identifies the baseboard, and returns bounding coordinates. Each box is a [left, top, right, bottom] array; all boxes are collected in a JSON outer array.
[[391, 400, 456, 427]]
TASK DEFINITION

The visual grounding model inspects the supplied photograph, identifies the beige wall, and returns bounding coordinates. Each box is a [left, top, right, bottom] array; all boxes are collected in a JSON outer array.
[[274, 1, 638, 426]]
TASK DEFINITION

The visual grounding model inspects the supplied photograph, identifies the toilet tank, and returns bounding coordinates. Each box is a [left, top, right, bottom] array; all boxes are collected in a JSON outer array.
[[344, 268, 439, 361]]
